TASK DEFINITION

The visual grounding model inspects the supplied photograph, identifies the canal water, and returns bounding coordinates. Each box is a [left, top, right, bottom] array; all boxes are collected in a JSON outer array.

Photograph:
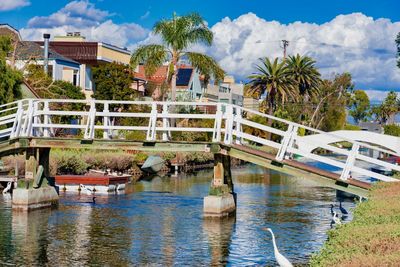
[[0, 164, 355, 266]]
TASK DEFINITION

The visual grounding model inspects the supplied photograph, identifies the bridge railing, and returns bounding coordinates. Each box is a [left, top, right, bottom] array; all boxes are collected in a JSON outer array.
[[232, 105, 400, 182], [1, 98, 400, 183]]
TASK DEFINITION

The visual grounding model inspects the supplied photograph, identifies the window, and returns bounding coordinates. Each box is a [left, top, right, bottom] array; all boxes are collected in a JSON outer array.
[[72, 70, 78, 86]]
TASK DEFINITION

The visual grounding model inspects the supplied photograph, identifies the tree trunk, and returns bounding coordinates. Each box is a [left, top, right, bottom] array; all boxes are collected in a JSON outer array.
[[171, 70, 177, 102], [266, 101, 274, 140], [169, 66, 177, 127]]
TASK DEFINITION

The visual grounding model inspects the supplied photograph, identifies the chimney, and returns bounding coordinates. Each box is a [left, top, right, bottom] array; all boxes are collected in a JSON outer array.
[[43, 33, 50, 74]]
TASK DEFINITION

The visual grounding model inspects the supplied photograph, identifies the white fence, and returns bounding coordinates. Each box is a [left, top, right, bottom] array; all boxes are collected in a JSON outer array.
[[1, 98, 399, 183]]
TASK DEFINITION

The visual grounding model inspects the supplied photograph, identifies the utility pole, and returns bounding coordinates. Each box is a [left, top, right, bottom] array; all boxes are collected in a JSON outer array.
[[281, 40, 289, 59]]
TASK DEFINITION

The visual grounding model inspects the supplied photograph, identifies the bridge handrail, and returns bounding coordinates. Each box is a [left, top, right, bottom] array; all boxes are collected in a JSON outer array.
[[239, 104, 400, 157], [1, 98, 399, 183]]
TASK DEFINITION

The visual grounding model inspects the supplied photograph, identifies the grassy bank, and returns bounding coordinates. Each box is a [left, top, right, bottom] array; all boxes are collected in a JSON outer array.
[[310, 182, 400, 266]]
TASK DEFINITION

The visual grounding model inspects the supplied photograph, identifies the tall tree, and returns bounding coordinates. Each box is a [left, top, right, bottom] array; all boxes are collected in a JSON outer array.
[[247, 57, 298, 139], [248, 57, 297, 117], [130, 13, 224, 102], [286, 54, 321, 97], [309, 73, 353, 131], [348, 90, 371, 123], [93, 62, 137, 101], [0, 36, 22, 105], [372, 91, 398, 125]]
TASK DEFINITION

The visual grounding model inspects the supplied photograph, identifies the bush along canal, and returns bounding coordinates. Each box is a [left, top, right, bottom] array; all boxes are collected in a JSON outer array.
[[311, 182, 400, 267]]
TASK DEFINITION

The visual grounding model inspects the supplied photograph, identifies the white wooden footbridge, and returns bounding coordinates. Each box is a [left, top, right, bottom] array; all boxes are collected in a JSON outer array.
[[0, 98, 399, 197]]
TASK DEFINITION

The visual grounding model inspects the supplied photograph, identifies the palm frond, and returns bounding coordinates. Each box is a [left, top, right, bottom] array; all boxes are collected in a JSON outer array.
[[186, 52, 225, 83], [130, 44, 169, 76], [154, 13, 213, 51]]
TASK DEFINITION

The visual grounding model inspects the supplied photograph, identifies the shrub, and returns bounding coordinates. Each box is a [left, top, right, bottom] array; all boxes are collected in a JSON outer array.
[[52, 150, 88, 175], [384, 124, 400, 137], [344, 124, 361, 131]]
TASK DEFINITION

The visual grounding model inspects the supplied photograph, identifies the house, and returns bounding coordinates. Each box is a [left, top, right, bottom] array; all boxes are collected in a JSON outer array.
[[14, 40, 81, 87], [202, 76, 244, 106], [36, 33, 132, 98], [358, 122, 383, 134], [133, 65, 169, 99], [132, 64, 205, 101], [175, 65, 203, 101], [0, 23, 21, 47]]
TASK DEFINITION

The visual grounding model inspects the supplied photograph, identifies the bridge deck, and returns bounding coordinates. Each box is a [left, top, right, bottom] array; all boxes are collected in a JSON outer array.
[[226, 144, 370, 197], [0, 137, 372, 197]]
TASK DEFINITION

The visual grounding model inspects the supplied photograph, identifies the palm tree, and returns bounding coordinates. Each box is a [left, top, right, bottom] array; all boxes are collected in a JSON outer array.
[[247, 57, 297, 139], [130, 13, 224, 102], [286, 54, 321, 97], [248, 57, 297, 117]]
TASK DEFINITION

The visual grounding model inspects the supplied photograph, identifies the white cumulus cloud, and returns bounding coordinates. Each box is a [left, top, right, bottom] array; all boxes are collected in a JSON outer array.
[[206, 13, 400, 91], [20, 0, 148, 49], [0, 0, 30, 11]]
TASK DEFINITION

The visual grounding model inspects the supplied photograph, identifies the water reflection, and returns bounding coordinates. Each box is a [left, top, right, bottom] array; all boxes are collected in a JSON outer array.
[[203, 217, 235, 266], [0, 165, 355, 266]]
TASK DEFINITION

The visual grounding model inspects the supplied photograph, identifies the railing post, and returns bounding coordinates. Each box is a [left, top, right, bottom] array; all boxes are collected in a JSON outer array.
[[162, 103, 169, 141], [26, 100, 36, 137], [103, 102, 110, 139], [276, 124, 298, 161], [146, 103, 158, 141], [212, 103, 223, 142], [10, 101, 24, 139], [235, 106, 242, 145], [43, 101, 50, 137], [224, 104, 234, 145], [32, 101, 39, 137], [340, 143, 360, 180], [84, 100, 96, 139], [21, 99, 34, 137]]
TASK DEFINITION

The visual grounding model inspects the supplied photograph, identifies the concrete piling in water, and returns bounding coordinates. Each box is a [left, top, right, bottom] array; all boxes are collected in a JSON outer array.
[[204, 152, 236, 218], [12, 148, 59, 211]]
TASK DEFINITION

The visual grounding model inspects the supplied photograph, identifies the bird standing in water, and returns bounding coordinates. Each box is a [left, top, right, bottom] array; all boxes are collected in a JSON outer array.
[[265, 228, 293, 267], [339, 201, 348, 215]]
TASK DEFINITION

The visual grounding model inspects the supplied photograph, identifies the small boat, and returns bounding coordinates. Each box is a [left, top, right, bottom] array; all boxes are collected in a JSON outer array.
[[55, 172, 131, 193], [141, 156, 165, 173]]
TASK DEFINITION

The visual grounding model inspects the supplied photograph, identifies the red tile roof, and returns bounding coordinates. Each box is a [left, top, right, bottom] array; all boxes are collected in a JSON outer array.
[[134, 65, 169, 84]]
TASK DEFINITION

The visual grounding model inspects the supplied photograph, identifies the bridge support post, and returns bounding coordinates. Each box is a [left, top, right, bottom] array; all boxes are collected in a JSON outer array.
[[12, 148, 58, 212], [204, 153, 236, 218]]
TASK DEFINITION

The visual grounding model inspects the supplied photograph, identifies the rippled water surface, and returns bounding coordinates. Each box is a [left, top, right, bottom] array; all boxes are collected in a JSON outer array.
[[0, 165, 355, 266]]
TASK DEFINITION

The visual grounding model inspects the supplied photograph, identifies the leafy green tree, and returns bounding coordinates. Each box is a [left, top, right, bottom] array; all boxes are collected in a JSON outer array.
[[93, 62, 138, 101], [286, 54, 321, 96], [348, 90, 371, 123], [372, 91, 399, 124], [25, 64, 84, 100], [0, 36, 22, 105], [309, 73, 353, 131], [130, 12, 224, 102]]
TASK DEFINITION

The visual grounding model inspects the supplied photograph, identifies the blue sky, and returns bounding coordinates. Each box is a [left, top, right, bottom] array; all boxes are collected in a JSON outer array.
[[3, 0, 400, 29], [1, 0, 400, 100]]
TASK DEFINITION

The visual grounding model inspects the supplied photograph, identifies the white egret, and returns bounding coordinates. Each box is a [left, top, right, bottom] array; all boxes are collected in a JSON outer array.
[[332, 211, 342, 225], [80, 184, 93, 195], [265, 228, 293, 267]]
